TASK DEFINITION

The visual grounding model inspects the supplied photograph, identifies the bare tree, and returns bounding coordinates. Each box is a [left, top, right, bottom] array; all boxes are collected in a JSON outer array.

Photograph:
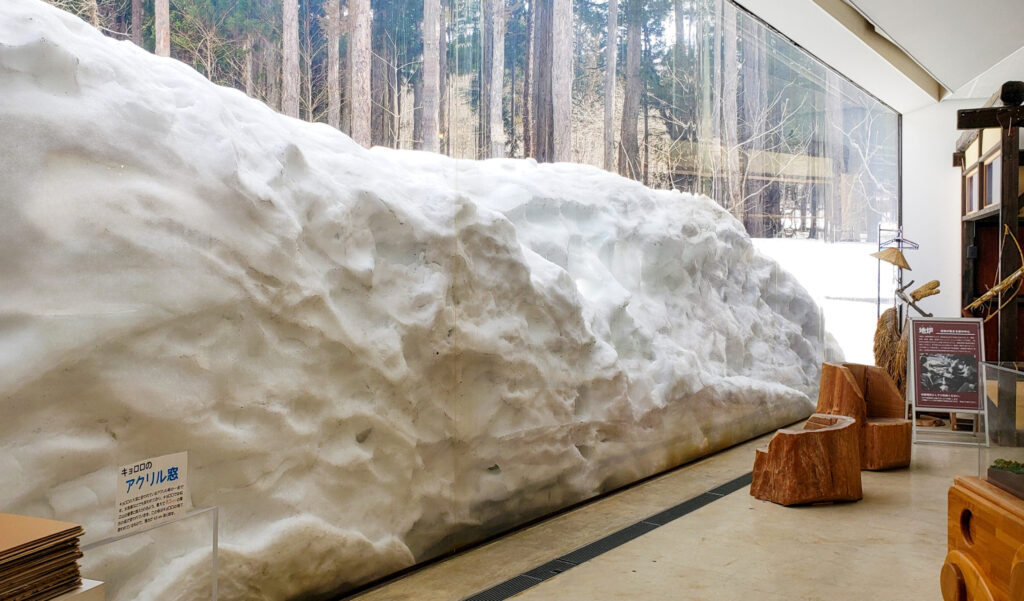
[[349, 0, 372, 146], [414, 75, 424, 149], [130, 0, 142, 46], [265, 43, 281, 110], [167, 0, 243, 82], [532, 0, 552, 161], [282, 0, 300, 117], [370, 34, 398, 146], [603, 0, 617, 171], [84, 0, 99, 26], [825, 70, 843, 240], [489, 0, 508, 157], [423, 0, 441, 152], [479, 0, 492, 156], [551, 0, 571, 161], [243, 34, 255, 97], [739, 23, 765, 234], [439, 0, 450, 153], [155, 0, 169, 56], [326, 0, 342, 128], [721, 1, 740, 215], [618, 0, 640, 179], [523, 0, 533, 157], [303, 2, 313, 119]]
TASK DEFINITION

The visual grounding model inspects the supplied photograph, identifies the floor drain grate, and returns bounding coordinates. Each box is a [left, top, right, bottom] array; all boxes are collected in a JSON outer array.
[[523, 558, 576, 580], [463, 575, 543, 601], [460, 472, 752, 601]]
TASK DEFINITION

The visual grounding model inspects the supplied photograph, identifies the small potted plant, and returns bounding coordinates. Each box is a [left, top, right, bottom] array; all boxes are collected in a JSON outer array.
[[987, 458, 1024, 500]]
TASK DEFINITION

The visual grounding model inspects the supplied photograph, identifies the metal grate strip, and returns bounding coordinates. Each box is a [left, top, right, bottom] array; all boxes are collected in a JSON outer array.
[[558, 521, 659, 565], [522, 559, 576, 581], [642, 493, 719, 526], [707, 472, 753, 497], [462, 575, 542, 601], [459, 471, 753, 601]]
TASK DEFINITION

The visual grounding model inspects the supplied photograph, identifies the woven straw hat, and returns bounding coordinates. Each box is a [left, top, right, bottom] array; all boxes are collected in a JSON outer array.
[[871, 247, 911, 270]]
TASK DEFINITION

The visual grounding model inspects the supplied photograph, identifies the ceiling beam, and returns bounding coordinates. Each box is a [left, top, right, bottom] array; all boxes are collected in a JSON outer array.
[[811, 0, 945, 102]]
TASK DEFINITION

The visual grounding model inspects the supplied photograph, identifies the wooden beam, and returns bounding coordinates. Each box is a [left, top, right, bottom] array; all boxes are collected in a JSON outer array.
[[957, 106, 1024, 130], [810, 0, 945, 101]]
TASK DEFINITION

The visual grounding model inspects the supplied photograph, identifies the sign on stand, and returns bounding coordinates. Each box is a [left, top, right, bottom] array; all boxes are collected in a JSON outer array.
[[908, 317, 988, 445], [115, 452, 189, 535]]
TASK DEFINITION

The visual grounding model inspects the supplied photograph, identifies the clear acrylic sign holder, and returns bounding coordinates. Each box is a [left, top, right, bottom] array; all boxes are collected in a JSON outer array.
[[81, 506, 219, 601]]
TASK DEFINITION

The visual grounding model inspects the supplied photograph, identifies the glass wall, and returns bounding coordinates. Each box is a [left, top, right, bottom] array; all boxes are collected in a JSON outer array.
[[13, 1, 896, 599], [378, 0, 899, 360], [667, 1, 900, 362]]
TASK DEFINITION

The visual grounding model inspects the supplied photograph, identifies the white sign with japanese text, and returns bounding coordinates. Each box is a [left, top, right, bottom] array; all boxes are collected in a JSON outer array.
[[115, 451, 188, 535]]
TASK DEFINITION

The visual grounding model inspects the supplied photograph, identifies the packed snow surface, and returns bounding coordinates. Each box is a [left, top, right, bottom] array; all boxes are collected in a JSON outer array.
[[1, 1, 831, 599]]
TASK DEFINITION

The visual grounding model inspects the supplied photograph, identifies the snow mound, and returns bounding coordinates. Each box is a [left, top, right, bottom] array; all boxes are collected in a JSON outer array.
[[0, 1, 827, 599]]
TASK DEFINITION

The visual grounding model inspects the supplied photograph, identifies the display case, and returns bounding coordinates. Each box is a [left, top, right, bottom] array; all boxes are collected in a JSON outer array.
[[979, 363, 1024, 465]]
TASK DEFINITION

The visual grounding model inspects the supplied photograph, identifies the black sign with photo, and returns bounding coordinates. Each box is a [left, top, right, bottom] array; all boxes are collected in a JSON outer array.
[[911, 319, 984, 411]]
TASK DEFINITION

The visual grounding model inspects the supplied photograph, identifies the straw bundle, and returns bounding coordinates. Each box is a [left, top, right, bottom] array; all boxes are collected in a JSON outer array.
[[911, 280, 940, 301], [873, 306, 909, 396]]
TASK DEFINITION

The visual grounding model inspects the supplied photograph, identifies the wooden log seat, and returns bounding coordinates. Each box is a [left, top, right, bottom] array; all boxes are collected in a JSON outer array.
[[750, 414, 863, 506], [818, 362, 912, 470], [941, 476, 1024, 601]]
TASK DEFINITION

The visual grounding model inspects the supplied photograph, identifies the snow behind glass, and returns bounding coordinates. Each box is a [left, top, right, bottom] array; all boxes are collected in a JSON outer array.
[[0, 0, 895, 599]]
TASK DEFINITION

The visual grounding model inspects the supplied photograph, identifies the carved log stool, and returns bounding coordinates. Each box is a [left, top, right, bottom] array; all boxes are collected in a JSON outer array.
[[750, 414, 862, 506], [942, 476, 1024, 601], [818, 362, 912, 470]]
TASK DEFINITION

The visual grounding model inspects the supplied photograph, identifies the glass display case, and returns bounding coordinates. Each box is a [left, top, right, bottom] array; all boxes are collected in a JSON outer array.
[[978, 362, 1024, 483]]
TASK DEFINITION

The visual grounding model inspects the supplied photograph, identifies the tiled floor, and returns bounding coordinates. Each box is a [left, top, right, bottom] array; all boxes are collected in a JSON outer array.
[[348, 432, 990, 601]]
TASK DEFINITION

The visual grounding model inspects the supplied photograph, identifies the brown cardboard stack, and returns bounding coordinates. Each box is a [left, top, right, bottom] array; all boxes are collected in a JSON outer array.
[[0, 514, 84, 601]]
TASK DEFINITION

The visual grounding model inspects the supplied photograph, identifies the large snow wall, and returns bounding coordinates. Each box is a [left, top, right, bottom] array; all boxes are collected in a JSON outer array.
[[0, 1, 830, 599]]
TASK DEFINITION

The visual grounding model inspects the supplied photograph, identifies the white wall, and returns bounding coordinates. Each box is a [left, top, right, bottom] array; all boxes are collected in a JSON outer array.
[[900, 99, 981, 317]]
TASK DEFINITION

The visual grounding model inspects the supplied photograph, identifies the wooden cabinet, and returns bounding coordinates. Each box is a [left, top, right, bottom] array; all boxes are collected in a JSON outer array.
[[941, 476, 1024, 601]]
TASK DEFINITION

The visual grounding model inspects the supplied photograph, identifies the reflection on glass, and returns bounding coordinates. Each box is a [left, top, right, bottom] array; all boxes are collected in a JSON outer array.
[[666, 0, 899, 362]]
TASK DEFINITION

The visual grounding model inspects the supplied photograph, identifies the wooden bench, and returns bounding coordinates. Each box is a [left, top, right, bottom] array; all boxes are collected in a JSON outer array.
[[750, 413, 862, 506], [818, 362, 912, 470]]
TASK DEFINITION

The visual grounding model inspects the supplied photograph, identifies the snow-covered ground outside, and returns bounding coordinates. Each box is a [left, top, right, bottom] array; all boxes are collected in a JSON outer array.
[[754, 238, 899, 364]]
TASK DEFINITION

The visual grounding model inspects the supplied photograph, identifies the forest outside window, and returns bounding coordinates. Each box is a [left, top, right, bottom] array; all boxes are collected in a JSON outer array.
[[53, 0, 899, 360]]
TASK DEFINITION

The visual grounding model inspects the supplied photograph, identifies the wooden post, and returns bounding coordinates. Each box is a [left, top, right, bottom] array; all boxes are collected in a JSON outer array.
[[998, 114, 1020, 445]]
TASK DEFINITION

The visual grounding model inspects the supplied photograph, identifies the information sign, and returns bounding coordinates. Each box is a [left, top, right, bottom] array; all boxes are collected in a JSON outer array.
[[909, 318, 984, 412], [115, 451, 188, 535]]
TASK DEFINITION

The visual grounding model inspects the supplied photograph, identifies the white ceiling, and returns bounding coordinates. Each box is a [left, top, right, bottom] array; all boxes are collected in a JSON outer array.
[[843, 0, 1024, 97]]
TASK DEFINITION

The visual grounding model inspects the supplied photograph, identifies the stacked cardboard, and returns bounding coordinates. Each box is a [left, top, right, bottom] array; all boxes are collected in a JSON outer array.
[[0, 514, 84, 601]]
